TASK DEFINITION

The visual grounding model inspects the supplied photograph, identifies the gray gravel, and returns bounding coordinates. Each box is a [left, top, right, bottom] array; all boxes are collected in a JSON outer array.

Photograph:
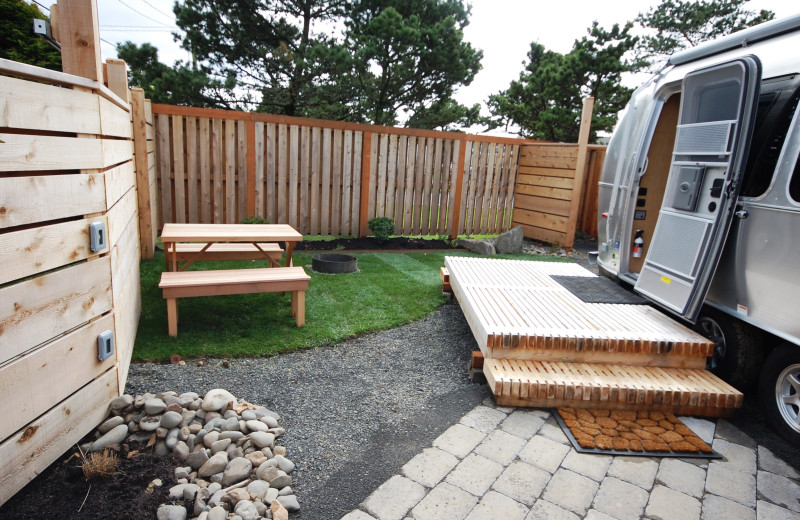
[[126, 300, 489, 519]]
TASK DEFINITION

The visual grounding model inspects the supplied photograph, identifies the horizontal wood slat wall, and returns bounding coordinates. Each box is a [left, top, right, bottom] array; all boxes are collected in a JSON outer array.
[[0, 53, 138, 505], [151, 104, 527, 238], [513, 144, 605, 245]]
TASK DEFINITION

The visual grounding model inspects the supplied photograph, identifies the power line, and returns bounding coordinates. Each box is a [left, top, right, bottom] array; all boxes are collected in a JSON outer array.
[[115, 0, 176, 28], [31, 0, 50, 13], [138, 0, 176, 23]]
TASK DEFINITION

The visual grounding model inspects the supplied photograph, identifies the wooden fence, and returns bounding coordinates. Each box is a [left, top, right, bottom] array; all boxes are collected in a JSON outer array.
[[513, 99, 604, 247], [0, 0, 140, 505], [150, 105, 526, 243]]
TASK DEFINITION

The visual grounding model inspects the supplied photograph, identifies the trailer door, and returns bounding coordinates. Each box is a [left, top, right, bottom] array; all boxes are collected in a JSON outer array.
[[634, 57, 761, 321]]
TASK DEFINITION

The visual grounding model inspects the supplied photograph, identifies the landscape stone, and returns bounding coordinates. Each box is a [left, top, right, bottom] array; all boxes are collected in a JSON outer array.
[[186, 449, 210, 470], [207, 506, 227, 520], [145, 398, 167, 415], [495, 225, 524, 254], [139, 416, 161, 432], [203, 431, 220, 448], [457, 238, 495, 255], [274, 454, 295, 474], [222, 457, 253, 486], [250, 431, 275, 449], [246, 420, 269, 432], [156, 504, 187, 520], [110, 394, 133, 411], [261, 415, 279, 428], [211, 438, 232, 454], [276, 494, 300, 512], [98, 416, 125, 434], [258, 465, 280, 482], [161, 411, 183, 429], [265, 487, 279, 504], [165, 403, 183, 413], [88, 424, 129, 452], [247, 480, 270, 500], [270, 470, 292, 489], [225, 487, 250, 505], [271, 500, 289, 520], [202, 389, 238, 412], [199, 452, 229, 478], [233, 500, 259, 520]]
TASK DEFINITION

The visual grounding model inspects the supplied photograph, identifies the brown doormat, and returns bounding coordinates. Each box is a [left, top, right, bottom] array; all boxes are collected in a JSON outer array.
[[554, 408, 721, 459]]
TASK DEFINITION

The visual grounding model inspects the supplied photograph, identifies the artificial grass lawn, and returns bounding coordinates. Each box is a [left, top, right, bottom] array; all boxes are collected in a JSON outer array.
[[134, 250, 568, 362]]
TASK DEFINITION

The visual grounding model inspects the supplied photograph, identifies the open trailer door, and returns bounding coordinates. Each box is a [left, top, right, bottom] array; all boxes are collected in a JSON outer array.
[[634, 57, 761, 322]]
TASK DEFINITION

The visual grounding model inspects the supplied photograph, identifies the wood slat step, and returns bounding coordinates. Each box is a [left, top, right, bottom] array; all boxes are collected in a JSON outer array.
[[445, 257, 713, 368], [484, 359, 743, 417]]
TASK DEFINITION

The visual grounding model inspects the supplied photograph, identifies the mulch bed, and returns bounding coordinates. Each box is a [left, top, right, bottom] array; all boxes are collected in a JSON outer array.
[[555, 408, 720, 458]]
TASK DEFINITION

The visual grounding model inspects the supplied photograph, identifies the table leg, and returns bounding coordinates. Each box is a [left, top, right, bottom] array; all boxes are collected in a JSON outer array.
[[285, 241, 296, 267]]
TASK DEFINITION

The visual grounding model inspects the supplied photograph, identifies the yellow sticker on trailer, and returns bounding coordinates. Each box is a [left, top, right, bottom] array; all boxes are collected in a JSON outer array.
[[660, 276, 672, 284]]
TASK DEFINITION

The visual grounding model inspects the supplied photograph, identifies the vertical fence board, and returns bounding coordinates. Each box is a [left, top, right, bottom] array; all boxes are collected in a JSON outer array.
[[254, 122, 265, 218], [320, 128, 332, 234], [395, 136, 407, 232], [351, 131, 363, 236], [331, 130, 342, 235], [385, 135, 398, 221], [447, 140, 461, 236], [504, 145, 520, 230], [299, 126, 311, 234], [367, 134, 378, 224], [375, 135, 388, 218], [185, 117, 198, 223], [225, 120, 236, 223], [265, 123, 277, 224], [156, 114, 172, 224], [310, 127, 321, 235], [199, 118, 211, 223], [402, 137, 416, 235], [277, 124, 289, 224], [288, 125, 299, 228], [341, 130, 353, 236], [211, 118, 223, 223], [171, 115, 186, 223], [420, 138, 435, 233], [439, 139, 452, 235], [237, 121, 247, 222]]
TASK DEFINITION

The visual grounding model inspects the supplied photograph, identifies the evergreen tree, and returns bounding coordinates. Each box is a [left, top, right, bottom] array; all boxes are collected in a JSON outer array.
[[0, 0, 61, 70]]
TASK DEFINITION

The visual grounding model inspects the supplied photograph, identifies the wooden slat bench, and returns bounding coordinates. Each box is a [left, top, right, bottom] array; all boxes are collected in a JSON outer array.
[[158, 267, 310, 336], [167, 242, 284, 270]]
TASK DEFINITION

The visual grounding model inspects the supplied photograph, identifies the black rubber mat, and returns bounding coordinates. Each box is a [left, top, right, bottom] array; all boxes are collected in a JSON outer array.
[[550, 275, 649, 305]]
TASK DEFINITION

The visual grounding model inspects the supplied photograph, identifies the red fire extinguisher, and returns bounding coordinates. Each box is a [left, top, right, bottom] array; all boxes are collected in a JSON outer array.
[[633, 229, 644, 258]]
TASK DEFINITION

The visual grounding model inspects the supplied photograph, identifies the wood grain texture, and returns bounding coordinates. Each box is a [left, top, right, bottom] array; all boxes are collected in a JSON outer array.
[[0, 174, 106, 229]]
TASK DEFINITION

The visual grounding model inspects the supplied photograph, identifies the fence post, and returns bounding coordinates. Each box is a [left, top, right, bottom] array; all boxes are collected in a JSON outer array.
[[104, 59, 129, 102], [450, 137, 468, 239], [131, 88, 155, 259], [53, 0, 103, 82], [565, 97, 595, 250], [359, 132, 373, 237]]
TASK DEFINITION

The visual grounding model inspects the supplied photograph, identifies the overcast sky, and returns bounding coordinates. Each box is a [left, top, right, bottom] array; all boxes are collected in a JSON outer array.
[[89, 0, 798, 124]]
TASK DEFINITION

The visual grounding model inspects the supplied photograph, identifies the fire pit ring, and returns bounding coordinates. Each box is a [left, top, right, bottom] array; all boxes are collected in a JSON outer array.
[[312, 253, 358, 274]]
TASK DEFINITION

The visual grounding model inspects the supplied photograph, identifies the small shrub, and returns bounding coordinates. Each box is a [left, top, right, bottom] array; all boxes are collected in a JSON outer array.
[[368, 217, 395, 244], [80, 448, 118, 479], [241, 216, 270, 224]]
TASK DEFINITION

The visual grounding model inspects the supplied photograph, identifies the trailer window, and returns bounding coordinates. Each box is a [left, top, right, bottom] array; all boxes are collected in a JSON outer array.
[[741, 76, 800, 197], [790, 153, 800, 203]]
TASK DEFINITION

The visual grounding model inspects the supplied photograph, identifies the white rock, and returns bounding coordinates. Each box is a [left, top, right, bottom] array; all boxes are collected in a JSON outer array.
[[234, 500, 259, 520], [222, 457, 253, 486], [241, 410, 257, 421], [260, 415, 279, 429], [201, 389, 237, 412], [110, 395, 133, 411], [265, 487, 279, 504], [157, 504, 187, 520], [139, 416, 161, 432], [249, 432, 275, 449], [246, 420, 269, 433], [203, 431, 220, 448], [198, 452, 229, 477], [98, 416, 125, 434], [276, 495, 300, 512], [247, 480, 270, 500], [89, 424, 129, 452], [210, 438, 232, 454], [206, 505, 227, 520], [273, 455, 295, 474], [145, 398, 167, 415]]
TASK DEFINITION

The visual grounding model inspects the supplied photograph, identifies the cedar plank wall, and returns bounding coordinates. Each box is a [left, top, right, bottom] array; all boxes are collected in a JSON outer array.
[[0, 60, 139, 505], [151, 105, 526, 238], [513, 144, 605, 245]]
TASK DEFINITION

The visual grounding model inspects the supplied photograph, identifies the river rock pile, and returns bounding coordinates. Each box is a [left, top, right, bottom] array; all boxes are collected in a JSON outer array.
[[84, 388, 299, 520]]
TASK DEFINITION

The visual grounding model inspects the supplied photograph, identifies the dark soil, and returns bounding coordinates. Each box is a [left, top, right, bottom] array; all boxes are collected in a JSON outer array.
[[294, 236, 457, 251], [0, 444, 176, 519]]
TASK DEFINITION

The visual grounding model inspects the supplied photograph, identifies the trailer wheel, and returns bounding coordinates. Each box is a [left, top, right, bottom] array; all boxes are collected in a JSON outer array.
[[694, 309, 762, 390], [759, 345, 800, 444]]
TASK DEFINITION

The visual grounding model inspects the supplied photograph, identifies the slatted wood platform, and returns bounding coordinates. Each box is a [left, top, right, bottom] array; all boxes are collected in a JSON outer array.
[[484, 359, 742, 417], [445, 257, 743, 417]]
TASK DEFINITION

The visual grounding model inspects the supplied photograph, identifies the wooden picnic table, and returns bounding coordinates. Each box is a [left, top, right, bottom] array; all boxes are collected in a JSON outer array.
[[160, 223, 303, 272]]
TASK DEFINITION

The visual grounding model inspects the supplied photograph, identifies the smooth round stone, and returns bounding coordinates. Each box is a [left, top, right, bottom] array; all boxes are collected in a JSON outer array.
[[161, 411, 183, 429], [278, 486, 293, 496], [189, 424, 202, 434], [273, 455, 295, 474], [249, 432, 274, 449], [89, 424, 129, 452], [110, 395, 133, 412], [179, 426, 190, 441], [261, 447, 273, 459], [223, 417, 240, 431], [246, 420, 268, 433], [223, 409, 238, 419], [182, 483, 200, 500], [174, 466, 191, 480], [173, 441, 190, 460], [157, 504, 187, 520], [210, 438, 231, 454], [219, 431, 244, 442], [246, 480, 270, 500], [270, 471, 291, 489], [260, 415, 279, 429], [156, 427, 169, 439], [139, 416, 161, 432], [198, 452, 229, 477], [264, 488, 279, 505], [144, 398, 167, 415], [155, 440, 170, 456], [222, 457, 252, 486], [186, 449, 209, 470], [225, 487, 250, 505], [257, 465, 279, 482], [163, 394, 182, 407], [241, 410, 257, 421], [165, 403, 183, 414], [166, 428, 179, 449], [255, 408, 280, 421], [203, 431, 220, 448], [276, 495, 300, 512], [226, 446, 244, 459], [201, 389, 237, 412], [245, 452, 268, 468], [98, 416, 125, 434], [254, 500, 267, 516], [179, 391, 199, 401], [169, 483, 189, 500], [180, 410, 196, 426], [207, 506, 227, 520], [272, 446, 286, 456], [234, 500, 259, 520]]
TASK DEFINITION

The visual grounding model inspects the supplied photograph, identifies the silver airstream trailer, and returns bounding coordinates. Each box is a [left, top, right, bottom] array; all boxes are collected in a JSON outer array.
[[596, 13, 800, 442]]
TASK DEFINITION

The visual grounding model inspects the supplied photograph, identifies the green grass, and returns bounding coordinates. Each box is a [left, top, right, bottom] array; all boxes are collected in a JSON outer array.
[[134, 250, 569, 361]]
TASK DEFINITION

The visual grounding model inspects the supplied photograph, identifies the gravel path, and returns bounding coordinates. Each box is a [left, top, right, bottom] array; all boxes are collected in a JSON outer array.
[[126, 301, 490, 519]]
